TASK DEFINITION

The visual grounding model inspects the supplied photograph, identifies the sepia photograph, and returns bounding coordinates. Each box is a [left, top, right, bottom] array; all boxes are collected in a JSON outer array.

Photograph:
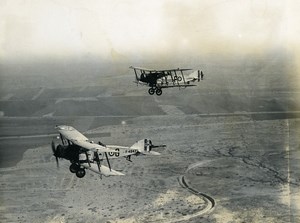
[[0, 0, 299, 222]]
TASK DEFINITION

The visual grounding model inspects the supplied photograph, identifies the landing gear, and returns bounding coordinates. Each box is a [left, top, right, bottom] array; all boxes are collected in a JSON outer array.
[[76, 168, 86, 178], [155, 88, 162, 96], [69, 163, 79, 173], [148, 88, 155, 95], [148, 87, 162, 95]]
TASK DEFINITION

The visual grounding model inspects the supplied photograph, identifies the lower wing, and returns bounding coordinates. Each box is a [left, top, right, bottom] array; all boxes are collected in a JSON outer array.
[[81, 163, 124, 176], [160, 84, 197, 88]]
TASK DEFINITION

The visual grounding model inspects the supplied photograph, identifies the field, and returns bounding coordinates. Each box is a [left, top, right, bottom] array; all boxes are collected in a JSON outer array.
[[0, 55, 300, 222]]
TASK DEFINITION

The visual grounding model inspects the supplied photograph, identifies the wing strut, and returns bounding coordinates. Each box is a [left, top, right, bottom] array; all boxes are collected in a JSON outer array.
[[85, 151, 91, 167], [94, 152, 102, 179], [174, 70, 180, 87], [180, 70, 187, 86], [104, 152, 112, 171]]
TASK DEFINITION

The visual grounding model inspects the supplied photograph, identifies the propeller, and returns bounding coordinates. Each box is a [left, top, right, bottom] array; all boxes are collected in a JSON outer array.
[[51, 140, 59, 168]]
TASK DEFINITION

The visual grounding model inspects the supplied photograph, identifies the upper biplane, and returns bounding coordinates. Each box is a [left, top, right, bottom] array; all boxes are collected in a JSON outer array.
[[130, 66, 204, 95], [51, 125, 164, 178]]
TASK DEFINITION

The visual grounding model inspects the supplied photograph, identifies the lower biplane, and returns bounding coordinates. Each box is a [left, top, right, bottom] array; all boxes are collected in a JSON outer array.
[[130, 66, 204, 95], [51, 125, 164, 178]]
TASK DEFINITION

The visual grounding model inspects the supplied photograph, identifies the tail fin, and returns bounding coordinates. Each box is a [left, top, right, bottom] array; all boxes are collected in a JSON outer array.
[[130, 139, 161, 155]]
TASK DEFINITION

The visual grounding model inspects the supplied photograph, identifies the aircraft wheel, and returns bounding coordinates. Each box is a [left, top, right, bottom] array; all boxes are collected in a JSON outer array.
[[69, 163, 79, 173], [148, 88, 155, 95], [76, 168, 86, 178], [155, 88, 162, 96], [177, 76, 182, 81]]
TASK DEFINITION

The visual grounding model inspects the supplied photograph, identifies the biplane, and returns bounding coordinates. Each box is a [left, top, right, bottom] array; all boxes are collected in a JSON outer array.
[[130, 66, 204, 95], [51, 125, 164, 178]]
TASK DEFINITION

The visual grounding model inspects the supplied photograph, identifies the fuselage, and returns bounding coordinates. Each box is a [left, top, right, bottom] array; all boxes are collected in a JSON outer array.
[[104, 145, 140, 158]]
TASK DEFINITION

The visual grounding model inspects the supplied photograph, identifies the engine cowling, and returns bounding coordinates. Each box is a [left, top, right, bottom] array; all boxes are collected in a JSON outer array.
[[53, 144, 80, 161]]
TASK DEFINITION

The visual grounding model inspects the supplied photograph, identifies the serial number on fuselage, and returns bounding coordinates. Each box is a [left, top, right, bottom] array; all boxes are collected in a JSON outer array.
[[107, 148, 138, 157]]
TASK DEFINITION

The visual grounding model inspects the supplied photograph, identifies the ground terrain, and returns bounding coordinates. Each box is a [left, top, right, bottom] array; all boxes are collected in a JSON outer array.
[[0, 56, 299, 222]]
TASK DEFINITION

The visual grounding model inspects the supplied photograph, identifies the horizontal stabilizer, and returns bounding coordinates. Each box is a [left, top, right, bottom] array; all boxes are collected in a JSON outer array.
[[144, 151, 160, 156], [130, 139, 162, 155]]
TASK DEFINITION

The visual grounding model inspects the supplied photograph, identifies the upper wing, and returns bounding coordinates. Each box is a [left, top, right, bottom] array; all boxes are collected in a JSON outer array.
[[130, 66, 192, 73], [56, 125, 118, 153], [56, 125, 89, 141], [130, 66, 157, 72], [75, 140, 119, 153]]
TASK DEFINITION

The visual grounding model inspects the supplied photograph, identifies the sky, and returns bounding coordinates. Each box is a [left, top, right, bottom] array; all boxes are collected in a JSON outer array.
[[0, 0, 299, 67]]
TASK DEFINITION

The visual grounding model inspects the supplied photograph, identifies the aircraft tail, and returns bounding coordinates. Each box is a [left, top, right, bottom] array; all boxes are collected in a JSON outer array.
[[186, 70, 201, 82], [129, 139, 162, 155]]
